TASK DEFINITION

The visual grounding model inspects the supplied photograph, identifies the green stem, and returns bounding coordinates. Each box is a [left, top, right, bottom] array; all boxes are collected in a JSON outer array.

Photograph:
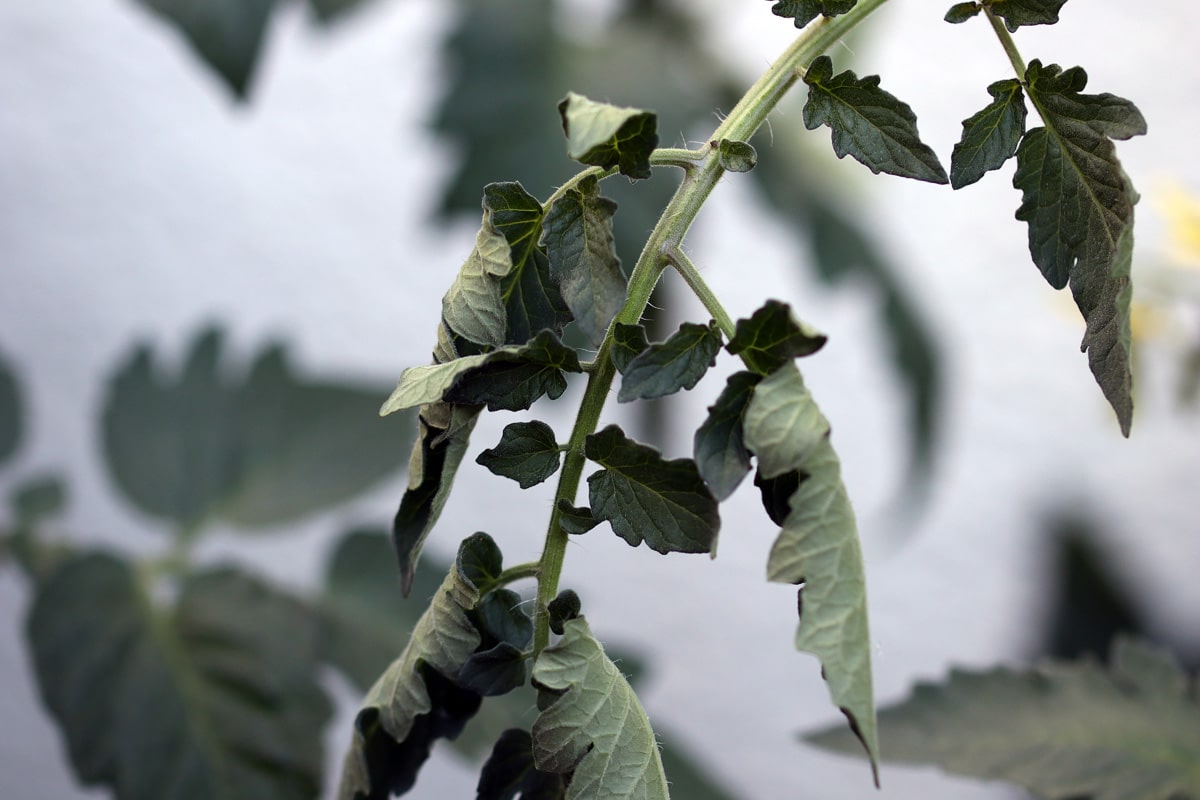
[[531, 0, 892, 655], [665, 246, 736, 338], [478, 561, 542, 596], [984, 8, 1028, 79]]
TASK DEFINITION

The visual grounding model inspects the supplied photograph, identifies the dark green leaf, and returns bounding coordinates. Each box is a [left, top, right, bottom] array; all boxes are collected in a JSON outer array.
[[693, 371, 762, 501], [459, 643, 529, 698], [541, 174, 626, 348], [768, 0, 857, 28], [585, 425, 719, 554], [717, 139, 758, 173], [102, 328, 410, 531], [446, 329, 583, 411], [754, 468, 802, 527], [618, 320, 723, 402], [132, 0, 275, 97], [987, 0, 1069, 32], [611, 323, 650, 374], [11, 476, 66, 527], [950, 79, 1027, 189], [802, 55, 949, 184], [806, 638, 1200, 800], [477, 728, 567, 800], [458, 531, 506, 589], [727, 299, 827, 375], [1015, 60, 1145, 434], [547, 590, 582, 636], [944, 2, 981, 23], [317, 528, 445, 690], [337, 536, 492, 800], [27, 552, 330, 799], [393, 404, 481, 597], [305, 0, 376, 24], [532, 618, 670, 798], [557, 92, 659, 180], [0, 347, 20, 466], [556, 501, 601, 535], [477, 421, 563, 489]]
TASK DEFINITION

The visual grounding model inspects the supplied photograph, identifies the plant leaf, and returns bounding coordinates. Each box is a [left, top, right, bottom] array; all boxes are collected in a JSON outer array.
[[478, 729, 567, 800], [460, 589, 533, 697], [531, 617, 670, 799], [557, 92, 658, 180], [617, 320, 723, 402], [0, 347, 21, 467], [767, 0, 858, 29], [693, 370, 762, 501], [379, 354, 493, 416], [950, 79, 1027, 189], [26, 552, 330, 799], [987, 0, 1069, 32], [337, 534, 495, 800], [556, 501, 601, 535], [586, 424, 719, 555], [102, 328, 409, 531], [477, 421, 563, 489], [1015, 60, 1145, 434], [745, 365, 878, 778], [541, 174, 627, 348], [443, 203, 516, 350], [717, 139, 758, 173], [805, 638, 1200, 800], [802, 55, 949, 184], [611, 322, 650, 374], [446, 330, 583, 412], [944, 2, 981, 23], [131, 0, 275, 98], [727, 299, 827, 376]]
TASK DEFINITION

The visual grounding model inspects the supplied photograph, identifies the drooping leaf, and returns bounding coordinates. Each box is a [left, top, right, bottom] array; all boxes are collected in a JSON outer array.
[[477, 421, 563, 489], [541, 175, 626, 348], [556, 501, 601, 535], [617, 320, 723, 402], [950, 79, 1027, 189], [486, 183, 573, 345], [531, 617, 670, 800], [131, 0, 276, 98], [611, 323, 650, 374], [557, 92, 659, 180], [944, 2, 981, 23], [0, 347, 20, 466], [460, 589, 533, 697], [767, 0, 858, 29], [379, 354, 493, 416], [987, 0, 1069, 32], [338, 534, 494, 800], [1015, 60, 1145, 434], [743, 363, 831, 479], [27, 552, 331, 799], [806, 638, 1200, 800], [802, 55, 949, 184], [754, 468, 802, 527], [745, 365, 878, 777], [716, 139, 758, 173], [102, 328, 410, 531], [693, 371, 762, 501], [727, 299, 827, 376], [478, 729, 567, 800], [442, 204, 515, 350], [547, 590, 582, 636], [585, 424, 719, 555], [446, 330, 583, 412], [393, 404, 481, 597]]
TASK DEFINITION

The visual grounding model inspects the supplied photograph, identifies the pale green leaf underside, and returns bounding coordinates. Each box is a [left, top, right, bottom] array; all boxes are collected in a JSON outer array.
[[743, 364, 829, 479], [442, 208, 514, 349], [557, 92, 658, 180], [532, 618, 670, 800], [380, 354, 492, 416], [338, 556, 482, 799], [806, 639, 1200, 800], [802, 55, 948, 184]]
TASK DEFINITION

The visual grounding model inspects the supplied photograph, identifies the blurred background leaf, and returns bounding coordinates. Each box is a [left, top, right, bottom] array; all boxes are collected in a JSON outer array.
[[101, 326, 412, 533], [0, 347, 21, 468]]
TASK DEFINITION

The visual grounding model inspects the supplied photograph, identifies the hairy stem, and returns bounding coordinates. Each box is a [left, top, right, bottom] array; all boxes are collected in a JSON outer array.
[[666, 247, 736, 338], [532, 1, 891, 655]]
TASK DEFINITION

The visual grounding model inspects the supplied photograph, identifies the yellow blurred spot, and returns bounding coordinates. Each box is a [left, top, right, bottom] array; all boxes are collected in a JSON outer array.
[[1158, 182, 1200, 268]]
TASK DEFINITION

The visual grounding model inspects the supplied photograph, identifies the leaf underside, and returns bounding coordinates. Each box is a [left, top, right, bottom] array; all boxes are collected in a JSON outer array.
[[618, 320, 723, 402], [806, 638, 1200, 800], [802, 55, 948, 184], [531, 618, 670, 800], [950, 79, 1027, 189], [557, 92, 659, 180], [768, 0, 858, 29], [586, 424, 719, 555]]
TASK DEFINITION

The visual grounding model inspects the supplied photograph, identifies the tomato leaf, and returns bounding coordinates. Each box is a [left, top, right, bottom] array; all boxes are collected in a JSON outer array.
[[478, 729, 567, 800], [617, 320, 723, 402], [803, 55, 949, 184], [806, 638, 1200, 800], [585, 425, 719, 555], [611, 322, 650, 374], [531, 618, 670, 799], [477, 421, 563, 489], [988, 0, 1069, 32], [767, 0, 858, 29], [950, 79, 1027, 189], [693, 371, 762, 501], [944, 2, 981, 23], [557, 92, 659, 180], [727, 299, 827, 376]]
